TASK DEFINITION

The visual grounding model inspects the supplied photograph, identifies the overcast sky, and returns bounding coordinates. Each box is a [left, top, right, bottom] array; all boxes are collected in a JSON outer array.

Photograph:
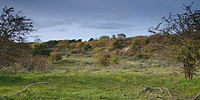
[[0, 0, 200, 41]]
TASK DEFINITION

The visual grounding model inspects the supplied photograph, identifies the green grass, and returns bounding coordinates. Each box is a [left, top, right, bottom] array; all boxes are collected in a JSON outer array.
[[0, 57, 200, 100]]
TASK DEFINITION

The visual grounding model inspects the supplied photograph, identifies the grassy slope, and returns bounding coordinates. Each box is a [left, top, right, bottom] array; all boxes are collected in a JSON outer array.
[[0, 57, 200, 100]]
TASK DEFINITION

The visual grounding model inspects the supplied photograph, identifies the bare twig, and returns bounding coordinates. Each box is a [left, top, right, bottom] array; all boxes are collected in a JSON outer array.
[[147, 91, 163, 98], [1, 82, 54, 99], [165, 88, 173, 100], [137, 86, 163, 95], [151, 87, 164, 92], [137, 86, 150, 95], [137, 86, 174, 99], [15, 82, 54, 95], [193, 92, 200, 100], [137, 86, 164, 99]]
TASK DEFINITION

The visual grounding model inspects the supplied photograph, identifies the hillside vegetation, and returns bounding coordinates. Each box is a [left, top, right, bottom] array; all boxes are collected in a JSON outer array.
[[0, 4, 200, 100]]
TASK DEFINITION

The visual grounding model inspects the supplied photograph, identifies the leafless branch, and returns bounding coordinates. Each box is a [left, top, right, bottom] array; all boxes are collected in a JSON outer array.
[[137, 86, 164, 98], [193, 92, 200, 100], [1, 82, 54, 99], [165, 88, 173, 100]]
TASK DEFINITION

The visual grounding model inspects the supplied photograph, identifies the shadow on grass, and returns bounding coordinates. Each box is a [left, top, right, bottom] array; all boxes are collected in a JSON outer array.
[[0, 75, 30, 87], [53, 59, 80, 65]]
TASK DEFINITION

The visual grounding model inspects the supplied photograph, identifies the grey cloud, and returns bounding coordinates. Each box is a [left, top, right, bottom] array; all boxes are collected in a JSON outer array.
[[88, 11, 132, 21], [54, 28, 68, 32], [36, 18, 76, 29], [80, 21, 132, 30], [36, 20, 65, 29]]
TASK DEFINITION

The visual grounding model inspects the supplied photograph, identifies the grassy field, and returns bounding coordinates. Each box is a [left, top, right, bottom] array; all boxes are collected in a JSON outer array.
[[0, 56, 200, 100]]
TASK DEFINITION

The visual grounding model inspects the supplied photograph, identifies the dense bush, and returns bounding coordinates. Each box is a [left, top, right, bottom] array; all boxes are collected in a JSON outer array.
[[117, 33, 126, 39], [0, 7, 33, 68], [114, 49, 121, 55], [132, 36, 149, 49], [135, 53, 149, 59], [97, 53, 120, 66], [176, 39, 200, 80], [32, 43, 51, 56], [124, 49, 136, 57], [113, 40, 121, 48], [71, 49, 82, 54], [97, 53, 111, 66], [17, 56, 52, 72], [83, 44, 92, 51], [110, 55, 120, 64], [51, 53, 62, 62], [44, 40, 59, 48], [0, 42, 31, 68]]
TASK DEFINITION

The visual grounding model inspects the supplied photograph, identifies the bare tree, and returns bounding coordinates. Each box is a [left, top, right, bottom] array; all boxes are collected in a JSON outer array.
[[149, 4, 200, 36], [0, 6, 34, 67], [149, 4, 200, 80]]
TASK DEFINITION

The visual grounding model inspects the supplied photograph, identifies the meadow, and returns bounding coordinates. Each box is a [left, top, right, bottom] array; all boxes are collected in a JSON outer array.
[[1, 2, 200, 100], [0, 56, 199, 100]]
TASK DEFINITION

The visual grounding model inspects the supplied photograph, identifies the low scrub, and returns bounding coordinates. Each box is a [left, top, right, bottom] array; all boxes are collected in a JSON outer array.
[[71, 49, 82, 54], [135, 53, 149, 59], [110, 55, 120, 64], [0, 56, 52, 74], [97, 53, 120, 66], [18, 56, 52, 72], [51, 52, 62, 62], [97, 53, 111, 66]]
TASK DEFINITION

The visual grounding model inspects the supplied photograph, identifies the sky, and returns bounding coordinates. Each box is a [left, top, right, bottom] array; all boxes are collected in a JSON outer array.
[[0, 0, 200, 42]]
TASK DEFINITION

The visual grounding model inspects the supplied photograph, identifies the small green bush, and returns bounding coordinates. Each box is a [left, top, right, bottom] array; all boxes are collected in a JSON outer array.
[[113, 40, 121, 48], [135, 53, 149, 59], [110, 55, 120, 64], [83, 44, 92, 51], [32, 43, 51, 56], [135, 53, 143, 59]]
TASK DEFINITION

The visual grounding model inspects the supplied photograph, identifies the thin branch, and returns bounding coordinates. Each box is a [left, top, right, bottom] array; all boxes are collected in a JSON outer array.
[[147, 91, 163, 98], [1, 82, 54, 99], [137, 87, 174, 99], [193, 92, 200, 100], [137, 86, 163, 95], [151, 87, 164, 92], [165, 88, 173, 100]]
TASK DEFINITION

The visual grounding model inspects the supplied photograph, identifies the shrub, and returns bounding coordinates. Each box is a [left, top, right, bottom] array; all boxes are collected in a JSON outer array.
[[95, 47, 104, 52], [113, 40, 121, 48], [135, 53, 149, 59], [32, 43, 51, 56], [176, 39, 200, 80], [66, 54, 71, 57], [124, 49, 136, 57], [51, 53, 62, 62], [97, 53, 111, 66], [83, 44, 92, 51], [18, 56, 52, 72], [97, 53, 120, 66], [142, 53, 150, 59], [132, 36, 149, 47], [71, 49, 82, 54], [117, 33, 126, 39], [114, 49, 121, 55], [135, 53, 143, 59], [0, 63, 22, 75], [110, 55, 120, 64]]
